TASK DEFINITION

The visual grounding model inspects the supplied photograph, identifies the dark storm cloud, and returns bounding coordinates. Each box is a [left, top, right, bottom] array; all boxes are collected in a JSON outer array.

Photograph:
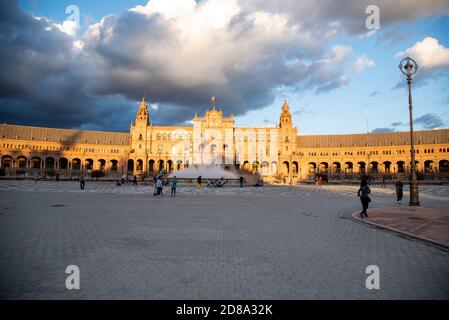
[[78, 2, 368, 124], [1, 0, 444, 129], [0, 1, 136, 131], [414, 113, 445, 129], [375, 114, 445, 132]]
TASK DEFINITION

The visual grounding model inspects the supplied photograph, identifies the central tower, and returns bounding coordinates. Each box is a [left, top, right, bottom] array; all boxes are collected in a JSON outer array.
[[130, 97, 152, 173]]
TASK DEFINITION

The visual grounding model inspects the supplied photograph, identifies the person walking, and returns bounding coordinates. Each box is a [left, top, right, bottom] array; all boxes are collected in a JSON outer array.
[[80, 174, 86, 190], [156, 177, 163, 196], [381, 175, 386, 188], [197, 176, 202, 187], [34, 174, 39, 184], [133, 175, 138, 186], [171, 176, 177, 197], [239, 176, 244, 188], [357, 179, 371, 218], [395, 178, 404, 204]]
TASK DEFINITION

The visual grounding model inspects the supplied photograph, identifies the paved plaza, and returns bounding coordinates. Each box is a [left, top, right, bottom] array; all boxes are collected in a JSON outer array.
[[0, 181, 449, 299]]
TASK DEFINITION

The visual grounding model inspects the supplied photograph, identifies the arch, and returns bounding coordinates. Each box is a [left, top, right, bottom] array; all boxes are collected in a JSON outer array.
[[59, 158, 68, 170], [332, 162, 341, 173], [149, 159, 155, 172], [344, 162, 353, 173], [136, 159, 143, 171], [31, 156, 42, 169], [158, 159, 164, 171], [271, 161, 278, 174], [253, 161, 260, 173], [397, 161, 405, 173], [17, 156, 27, 168], [127, 159, 134, 172], [370, 161, 379, 173], [45, 157, 55, 170], [1, 155, 13, 168], [85, 159, 94, 170], [319, 162, 328, 173], [292, 161, 298, 174], [72, 158, 81, 170], [383, 161, 391, 173], [357, 161, 366, 173], [167, 160, 173, 172], [261, 161, 269, 175], [98, 159, 106, 171], [424, 160, 434, 173], [308, 162, 317, 173], [439, 160, 449, 173], [283, 161, 290, 174], [110, 159, 118, 171]]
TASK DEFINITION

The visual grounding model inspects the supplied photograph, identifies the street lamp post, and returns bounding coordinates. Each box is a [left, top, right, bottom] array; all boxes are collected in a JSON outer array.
[[399, 57, 420, 206]]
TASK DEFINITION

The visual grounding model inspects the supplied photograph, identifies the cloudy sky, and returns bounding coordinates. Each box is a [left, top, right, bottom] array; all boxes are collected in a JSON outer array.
[[1, 0, 448, 134]]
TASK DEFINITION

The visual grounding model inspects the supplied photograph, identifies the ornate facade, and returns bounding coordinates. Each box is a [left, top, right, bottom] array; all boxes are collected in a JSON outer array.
[[1, 98, 449, 182]]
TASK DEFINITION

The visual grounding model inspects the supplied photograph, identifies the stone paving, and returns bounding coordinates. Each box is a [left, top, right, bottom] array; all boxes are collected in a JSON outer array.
[[354, 206, 449, 247], [0, 181, 448, 299], [1, 180, 449, 198]]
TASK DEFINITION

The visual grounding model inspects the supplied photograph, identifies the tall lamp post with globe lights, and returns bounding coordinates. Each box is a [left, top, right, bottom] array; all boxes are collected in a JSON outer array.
[[399, 57, 420, 206]]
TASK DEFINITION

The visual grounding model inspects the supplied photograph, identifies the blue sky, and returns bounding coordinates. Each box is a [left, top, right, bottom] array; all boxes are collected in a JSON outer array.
[[5, 0, 449, 134], [238, 16, 449, 134]]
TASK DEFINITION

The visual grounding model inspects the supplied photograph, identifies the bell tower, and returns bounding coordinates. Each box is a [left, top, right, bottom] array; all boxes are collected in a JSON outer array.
[[279, 100, 297, 157], [280, 100, 292, 129], [130, 97, 151, 174], [136, 96, 149, 124]]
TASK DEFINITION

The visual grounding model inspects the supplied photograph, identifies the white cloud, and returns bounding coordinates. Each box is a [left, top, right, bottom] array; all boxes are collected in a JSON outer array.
[[396, 37, 449, 70], [130, 0, 196, 19], [352, 55, 375, 74], [0, 0, 407, 128], [54, 20, 79, 37]]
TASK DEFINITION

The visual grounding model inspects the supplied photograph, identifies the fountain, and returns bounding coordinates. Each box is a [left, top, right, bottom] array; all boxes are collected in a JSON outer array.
[[167, 164, 238, 179], [167, 155, 239, 181]]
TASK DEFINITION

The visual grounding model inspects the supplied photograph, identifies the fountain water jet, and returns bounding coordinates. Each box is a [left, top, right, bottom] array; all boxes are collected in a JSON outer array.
[[167, 165, 238, 179]]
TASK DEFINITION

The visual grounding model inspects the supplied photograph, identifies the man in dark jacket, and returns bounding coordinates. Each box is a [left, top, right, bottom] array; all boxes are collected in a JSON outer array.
[[357, 179, 371, 218], [395, 178, 404, 204]]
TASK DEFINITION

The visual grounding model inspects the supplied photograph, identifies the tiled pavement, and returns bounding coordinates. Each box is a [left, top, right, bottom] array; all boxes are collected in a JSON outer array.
[[0, 180, 448, 199], [0, 181, 448, 299]]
